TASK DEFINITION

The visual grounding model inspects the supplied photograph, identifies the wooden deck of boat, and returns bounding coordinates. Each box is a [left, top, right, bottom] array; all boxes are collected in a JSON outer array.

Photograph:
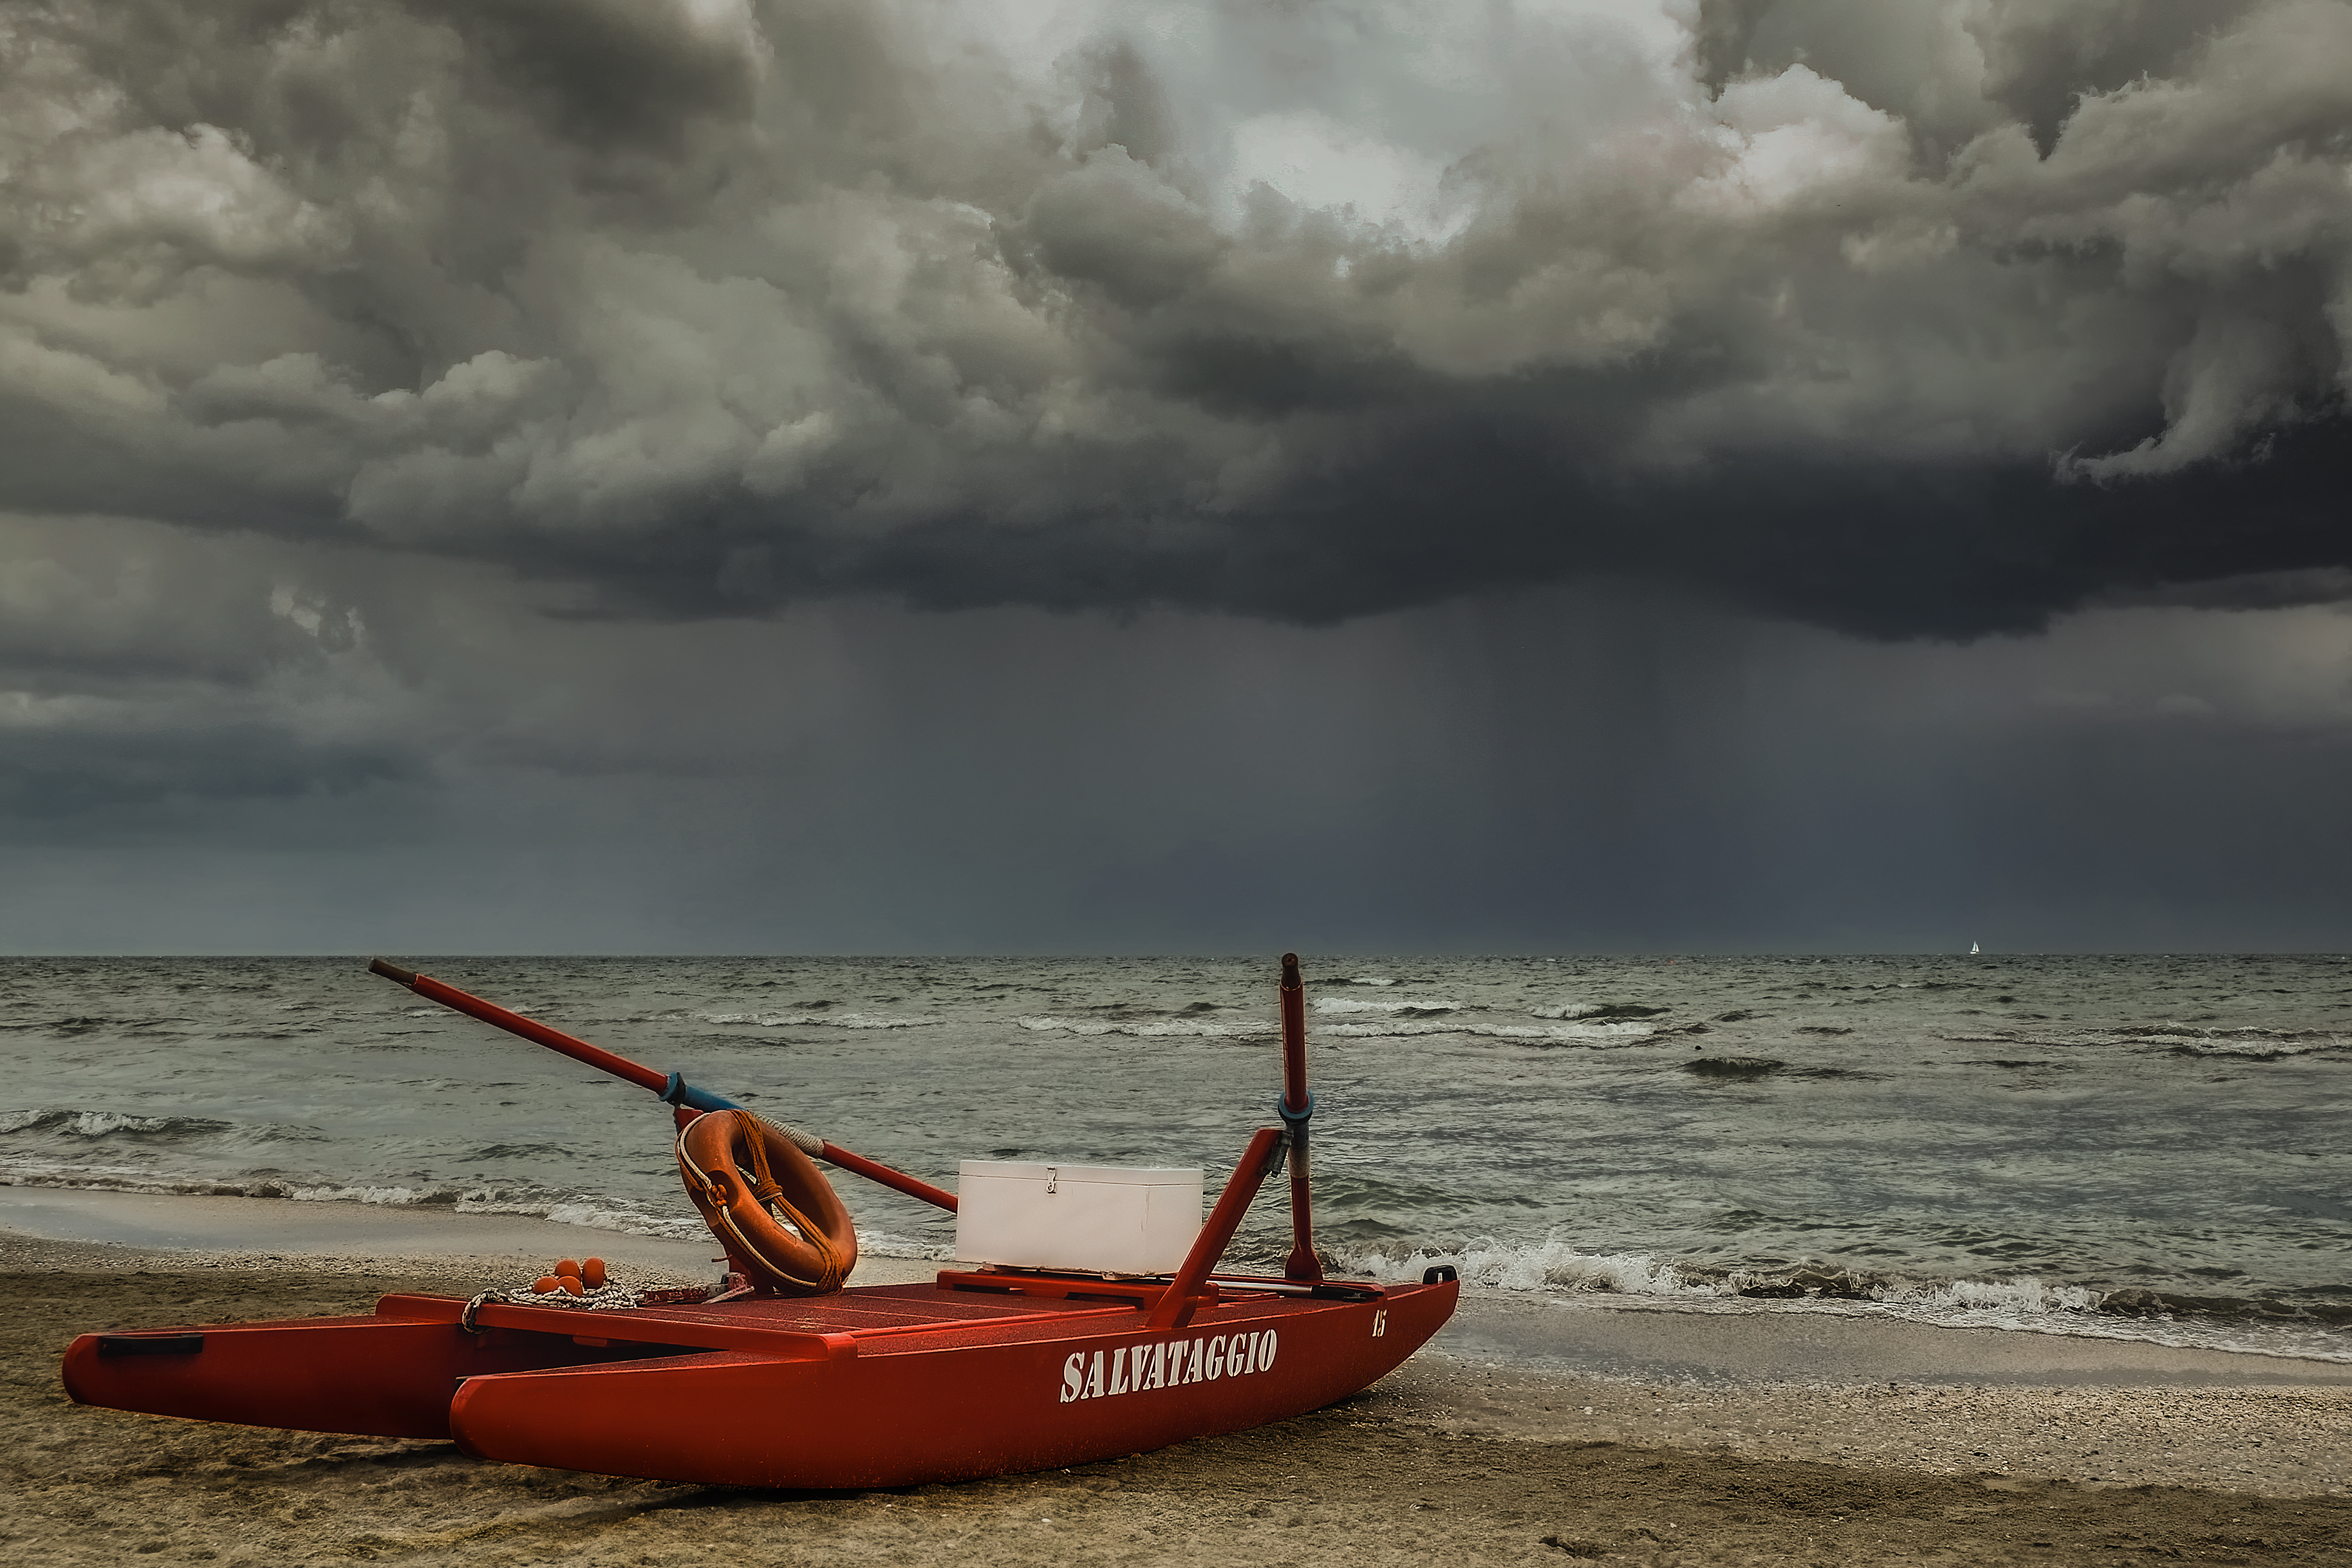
[[633, 1284, 1115, 1332], [389, 1276, 1366, 1358]]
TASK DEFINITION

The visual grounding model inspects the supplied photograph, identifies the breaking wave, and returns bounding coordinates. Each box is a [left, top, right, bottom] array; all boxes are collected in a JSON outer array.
[[1312, 996, 1460, 1016], [1349, 1237, 1712, 1297], [0, 1108, 234, 1140], [1314, 1018, 1659, 1042], [1531, 1002, 1674, 1021], [1332, 1233, 2352, 1359], [857, 1228, 953, 1262]]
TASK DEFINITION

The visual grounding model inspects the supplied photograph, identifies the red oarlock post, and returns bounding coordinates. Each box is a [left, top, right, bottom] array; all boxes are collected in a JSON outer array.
[[1278, 952, 1323, 1281]]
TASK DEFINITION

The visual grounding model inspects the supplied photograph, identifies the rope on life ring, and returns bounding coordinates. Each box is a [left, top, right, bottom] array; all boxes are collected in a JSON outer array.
[[675, 1110, 858, 1296]]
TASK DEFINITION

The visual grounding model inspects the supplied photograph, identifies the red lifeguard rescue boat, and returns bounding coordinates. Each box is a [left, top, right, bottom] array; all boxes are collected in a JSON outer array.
[[62, 955, 1459, 1488]]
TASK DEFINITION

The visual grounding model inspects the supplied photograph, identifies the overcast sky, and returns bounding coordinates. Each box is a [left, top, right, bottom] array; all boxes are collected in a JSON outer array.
[[6, 0, 2352, 953]]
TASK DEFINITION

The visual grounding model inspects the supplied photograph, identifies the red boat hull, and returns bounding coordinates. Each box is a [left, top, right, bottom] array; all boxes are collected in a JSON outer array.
[[65, 1273, 1457, 1488]]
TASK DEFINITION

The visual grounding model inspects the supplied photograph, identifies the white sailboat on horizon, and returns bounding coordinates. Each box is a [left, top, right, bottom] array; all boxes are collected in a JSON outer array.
[[1969, 940, 1981, 955]]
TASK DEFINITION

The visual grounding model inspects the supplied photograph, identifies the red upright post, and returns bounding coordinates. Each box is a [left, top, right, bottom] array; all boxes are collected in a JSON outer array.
[[1278, 953, 1323, 1281]]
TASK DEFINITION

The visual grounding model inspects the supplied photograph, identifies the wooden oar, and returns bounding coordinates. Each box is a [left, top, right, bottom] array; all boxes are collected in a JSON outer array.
[[367, 958, 956, 1212]]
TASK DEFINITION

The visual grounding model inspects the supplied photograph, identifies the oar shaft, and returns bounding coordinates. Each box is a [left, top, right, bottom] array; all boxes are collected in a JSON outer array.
[[367, 958, 958, 1212], [819, 1143, 958, 1213], [371, 959, 669, 1094]]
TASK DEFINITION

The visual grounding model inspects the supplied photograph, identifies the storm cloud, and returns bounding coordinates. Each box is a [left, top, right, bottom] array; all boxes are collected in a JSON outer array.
[[4, 0, 2350, 635], [9, 1, 2352, 954]]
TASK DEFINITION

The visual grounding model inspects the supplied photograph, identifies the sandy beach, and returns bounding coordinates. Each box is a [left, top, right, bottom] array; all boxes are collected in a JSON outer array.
[[5, 1197, 2350, 1566]]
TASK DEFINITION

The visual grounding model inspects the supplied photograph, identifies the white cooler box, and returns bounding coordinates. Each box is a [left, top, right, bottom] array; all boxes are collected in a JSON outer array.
[[954, 1161, 1203, 1274]]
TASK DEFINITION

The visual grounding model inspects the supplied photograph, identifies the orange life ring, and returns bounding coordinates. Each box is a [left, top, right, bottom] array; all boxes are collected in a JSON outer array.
[[675, 1110, 857, 1296]]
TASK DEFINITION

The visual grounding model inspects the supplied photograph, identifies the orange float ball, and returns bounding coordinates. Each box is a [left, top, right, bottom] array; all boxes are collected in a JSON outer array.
[[532, 1276, 563, 1294], [581, 1258, 608, 1290], [554, 1258, 581, 1279], [557, 1274, 585, 1296]]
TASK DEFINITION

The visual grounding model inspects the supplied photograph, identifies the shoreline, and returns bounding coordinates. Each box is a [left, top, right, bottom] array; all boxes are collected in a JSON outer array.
[[11, 1182, 2351, 1379], [7, 1221, 2349, 1563]]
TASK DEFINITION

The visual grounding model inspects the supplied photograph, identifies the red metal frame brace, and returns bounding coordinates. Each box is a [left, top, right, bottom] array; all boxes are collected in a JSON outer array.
[[1147, 1126, 1287, 1331]]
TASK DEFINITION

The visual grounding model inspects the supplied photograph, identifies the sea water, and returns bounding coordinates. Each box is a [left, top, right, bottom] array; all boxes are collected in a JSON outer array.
[[4, 954, 2347, 1361]]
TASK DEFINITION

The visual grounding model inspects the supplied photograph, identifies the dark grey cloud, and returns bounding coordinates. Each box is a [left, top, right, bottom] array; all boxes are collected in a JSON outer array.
[[1, 0, 2348, 641], [12, 1, 2352, 957], [0, 718, 410, 823], [1970, 0, 2266, 152], [0, 513, 427, 837]]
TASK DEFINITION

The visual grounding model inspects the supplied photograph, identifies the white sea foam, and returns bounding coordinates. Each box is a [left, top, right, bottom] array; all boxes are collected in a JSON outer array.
[[1343, 1233, 2111, 1316], [1529, 1003, 1677, 1023], [0, 1108, 227, 1138], [1344, 976, 1396, 986], [275, 1181, 440, 1207], [1349, 1235, 1712, 1296], [1312, 996, 1459, 1015], [512, 1200, 705, 1240], [1885, 1274, 2105, 1316], [1315, 1018, 1656, 1041], [857, 1229, 951, 1261], [1332, 1234, 2352, 1361], [1015, 1015, 1270, 1038], [66, 1111, 196, 1137]]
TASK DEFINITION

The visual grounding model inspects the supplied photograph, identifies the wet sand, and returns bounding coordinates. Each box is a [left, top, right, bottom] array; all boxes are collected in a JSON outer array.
[[5, 1217, 2351, 1565], [0, 1185, 731, 1275]]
